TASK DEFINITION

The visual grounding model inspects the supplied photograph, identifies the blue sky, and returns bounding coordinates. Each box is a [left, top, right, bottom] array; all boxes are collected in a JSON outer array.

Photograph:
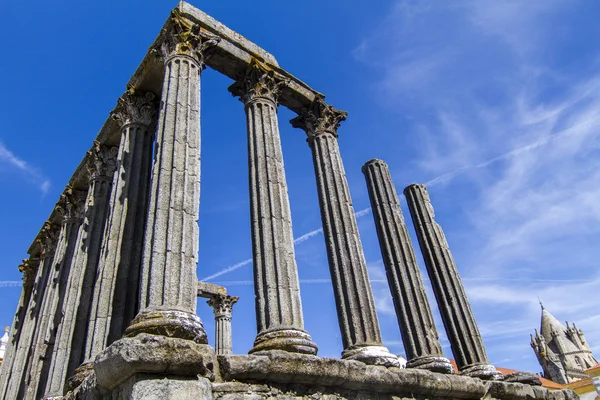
[[1, 0, 599, 376]]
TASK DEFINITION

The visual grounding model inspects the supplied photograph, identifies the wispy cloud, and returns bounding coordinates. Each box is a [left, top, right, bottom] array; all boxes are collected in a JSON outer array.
[[0, 141, 51, 195], [0, 281, 22, 288]]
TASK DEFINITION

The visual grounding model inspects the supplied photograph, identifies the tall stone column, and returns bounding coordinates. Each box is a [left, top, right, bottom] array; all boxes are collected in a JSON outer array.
[[291, 97, 398, 366], [26, 188, 86, 399], [45, 143, 117, 397], [123, 15, 218, 344], [83, 91, 157, 371], [0, 257, 39, 396], [403, 184, 501, 379], [3, 224, 59, 399], [207, 294, 238, 355], [228, 61, 318, 355], [362, 159, 453, 373]]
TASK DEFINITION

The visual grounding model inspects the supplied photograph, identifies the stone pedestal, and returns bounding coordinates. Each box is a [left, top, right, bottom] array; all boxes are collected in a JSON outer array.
[[291, 97, 398, 367], [45, 143, 117, 397], [362, 159, 453, 374], [403, 184, 501, 380], [84, 91, 157, 368], [207, 294, 238, 355], [229, 61, 317, 355]]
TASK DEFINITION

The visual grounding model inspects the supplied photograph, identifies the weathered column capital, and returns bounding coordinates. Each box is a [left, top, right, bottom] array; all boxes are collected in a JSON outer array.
[[152, 9, 220, 67], [290, 95, 347, 142], [111, 90, 159, 128], [38, 221, 60, 259], [228, 60, 289, 106], [207, 295, 238, 319], [56, 186, 87, 225], [18, 257, 40, 288], [85, 141, 118, 182]]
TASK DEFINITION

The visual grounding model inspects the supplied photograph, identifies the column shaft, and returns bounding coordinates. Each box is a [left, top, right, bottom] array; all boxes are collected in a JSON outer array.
[[404, 184, 501, 379], [229, 61, 317, 355], [45, 144, 116, 396], [363, 159, 452, 373], [291, 98, 398, 366], [85, 92, 156, 365], [26, 188, 86, 399]]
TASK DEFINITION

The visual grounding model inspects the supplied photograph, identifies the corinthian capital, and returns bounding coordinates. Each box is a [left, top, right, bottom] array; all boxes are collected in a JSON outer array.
[[56, 186, 87, 223], [290, 96, 347, 140], [38, 221, 60, 258], [86, 141, 118, 182], [111, 90, 158, 128], [228, 60, 289, 105], [207, 294, 239, 318], [152, 9, 220, 66], [19, 257, 40, 288]]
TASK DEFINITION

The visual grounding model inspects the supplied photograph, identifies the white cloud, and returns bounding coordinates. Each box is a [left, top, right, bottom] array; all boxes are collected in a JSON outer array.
[[0, 141, 51, 195]]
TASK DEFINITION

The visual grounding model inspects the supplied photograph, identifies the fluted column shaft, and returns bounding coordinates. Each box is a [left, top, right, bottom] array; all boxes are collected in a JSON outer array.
[[84, 92, 157, 365], [126, 30, 220, 343], [207, 294, 238, 355], [0, 258, 38, 397], [25, 189, 86, 399], [3, 225, 58, 399], [363, 160, 452, 373], [404, 184, 501, 379], [291, 98, 398, 366], [45, 144, 117, 396], [229, 61, 317, 355]]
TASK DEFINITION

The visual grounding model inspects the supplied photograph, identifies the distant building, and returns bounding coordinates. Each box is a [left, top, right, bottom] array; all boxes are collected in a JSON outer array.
[[0, 327, 9, 366], [531, 304, 598, 384]]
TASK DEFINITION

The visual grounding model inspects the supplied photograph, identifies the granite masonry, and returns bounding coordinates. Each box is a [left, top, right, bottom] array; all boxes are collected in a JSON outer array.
[[0, 3, 577, 399]]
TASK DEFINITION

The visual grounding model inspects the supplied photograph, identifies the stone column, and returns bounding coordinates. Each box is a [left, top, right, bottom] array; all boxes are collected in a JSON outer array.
[[3, 224, 59, 399], [0, 257, 39, 397], [362, 159, 453, 373], [83, 91, 157, 372], [403, 184, 501, 379], [26, 188, 87, 399], [228, 61, 318, 355], [207, 294, 238, 355], [291, 97, 398, 366], [45, 143, 117, 396], [123, 15, 219, 344]]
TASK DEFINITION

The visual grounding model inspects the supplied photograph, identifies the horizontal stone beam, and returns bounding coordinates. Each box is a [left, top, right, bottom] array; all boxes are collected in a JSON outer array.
[[197, 282, 227, 299]]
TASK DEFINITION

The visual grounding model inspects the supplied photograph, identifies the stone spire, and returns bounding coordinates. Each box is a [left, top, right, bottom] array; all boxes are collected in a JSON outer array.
[[0, 327, 9, 361], [362, 159, 452, 373], [228, 60, 317, 355], [403, 184, 501, 379], [291, 97, 399, 367]]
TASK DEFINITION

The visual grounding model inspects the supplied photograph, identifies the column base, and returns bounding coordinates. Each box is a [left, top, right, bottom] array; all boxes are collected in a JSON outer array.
[[342, 345, 401, 367], [502, 371, 542, 386], [406, 356, 455, 374], [249, 328, 318, 355], [65, 361, 95, 394], [124, 308, 207, 344], [460, 363, 503, 380], [94, 333, 217, 391]]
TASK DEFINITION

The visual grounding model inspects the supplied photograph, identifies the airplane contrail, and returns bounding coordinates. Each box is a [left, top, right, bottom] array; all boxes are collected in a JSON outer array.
[[0, 281, 22, 288]]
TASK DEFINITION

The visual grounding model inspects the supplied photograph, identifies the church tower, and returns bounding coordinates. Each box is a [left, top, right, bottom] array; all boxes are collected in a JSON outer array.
[[531, 304, 598, 384]]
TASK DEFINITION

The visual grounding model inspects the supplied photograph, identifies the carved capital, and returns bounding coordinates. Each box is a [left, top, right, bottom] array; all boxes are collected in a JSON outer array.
[[207, 294, 239, 318], [152, 10, 220, 66], [86, 141, 118, 182], [290, 96, 347, 141], [19, 257, 40, 288], [111, 90, 159, 128], [38, 221, 60, 258], [228, 60, 289, 105], [56, 186, 87, 224]]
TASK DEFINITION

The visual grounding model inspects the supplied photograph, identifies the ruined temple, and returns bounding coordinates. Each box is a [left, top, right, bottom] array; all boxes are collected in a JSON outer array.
[[0, 3, 578, 399]]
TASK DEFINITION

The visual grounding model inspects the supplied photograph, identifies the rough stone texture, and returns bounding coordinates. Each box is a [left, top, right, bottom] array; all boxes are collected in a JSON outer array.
[[403, 184, 501, 380], [27, 188, 87, 400], [109, 374, 212, 400], [362, 159, 453, 374], [133, 13, 217, 342], [229, 60, 317, 356], [291, 97, 397, 367], [94, 333, 217, 391], [217, 351, 577, 400], [207, 294, 238, 355], [46, 143, 117, 397], [84, 90, 157, 367]]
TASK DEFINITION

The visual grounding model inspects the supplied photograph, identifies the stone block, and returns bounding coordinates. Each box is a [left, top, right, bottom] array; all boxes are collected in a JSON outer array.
[[110, 374, 211, 400]]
